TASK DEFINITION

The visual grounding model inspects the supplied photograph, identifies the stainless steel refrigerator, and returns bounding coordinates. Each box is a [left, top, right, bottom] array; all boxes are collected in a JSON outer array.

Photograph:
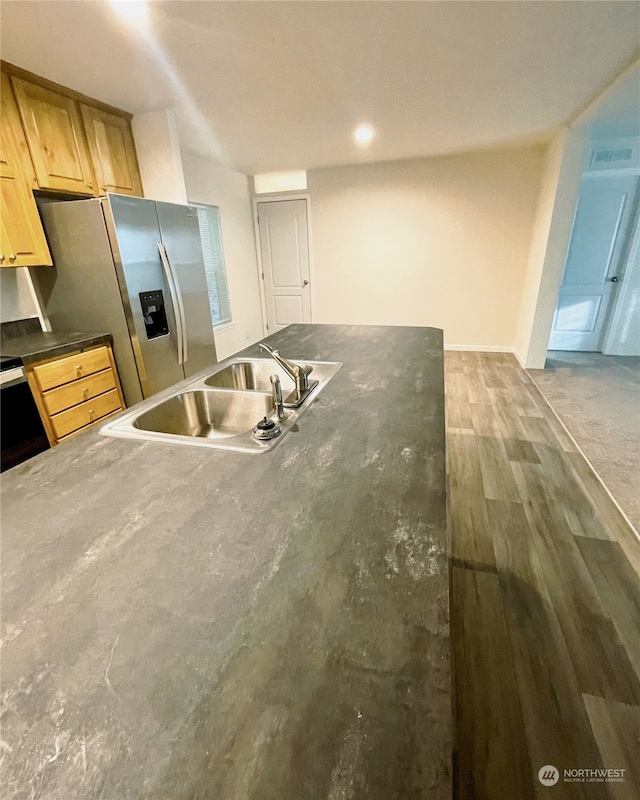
[[38, 194, 218, 407]]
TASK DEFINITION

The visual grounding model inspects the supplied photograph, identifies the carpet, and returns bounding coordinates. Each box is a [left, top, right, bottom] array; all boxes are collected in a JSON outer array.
[[529, 352, 640, 532]]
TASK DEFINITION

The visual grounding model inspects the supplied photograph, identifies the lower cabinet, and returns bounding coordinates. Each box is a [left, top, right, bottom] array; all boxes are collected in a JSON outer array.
[[26, 343, 126, 445]]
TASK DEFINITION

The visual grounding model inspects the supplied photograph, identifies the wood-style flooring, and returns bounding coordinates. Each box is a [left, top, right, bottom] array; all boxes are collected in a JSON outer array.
[[446, 351, 640, 800]]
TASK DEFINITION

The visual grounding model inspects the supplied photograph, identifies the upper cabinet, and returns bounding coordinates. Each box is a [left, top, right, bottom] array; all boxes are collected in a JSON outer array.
[[3, 65, 143, 200], [80, 105, 142, 196], [0, 62, 145, 267], [0, 73, 53, 267], [11, 77, 96, 195]]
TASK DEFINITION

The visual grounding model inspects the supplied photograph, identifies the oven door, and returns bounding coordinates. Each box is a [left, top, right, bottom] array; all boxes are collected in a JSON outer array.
[[1, 376, 50, 472]]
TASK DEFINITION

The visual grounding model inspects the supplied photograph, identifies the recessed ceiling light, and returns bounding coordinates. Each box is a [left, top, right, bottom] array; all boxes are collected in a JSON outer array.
[[354, 125, 374, 145], [109, 0, 148, 23]]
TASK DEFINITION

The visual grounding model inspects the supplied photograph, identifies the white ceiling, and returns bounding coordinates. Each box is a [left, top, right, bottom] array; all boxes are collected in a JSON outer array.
[[1, 0, 639, 174]]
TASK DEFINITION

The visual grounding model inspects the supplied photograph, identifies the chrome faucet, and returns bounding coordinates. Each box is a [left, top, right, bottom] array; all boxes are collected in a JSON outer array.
[[270, 374, 286, 420], [260, 343, 310, 393], [259, 343, 317, 407]]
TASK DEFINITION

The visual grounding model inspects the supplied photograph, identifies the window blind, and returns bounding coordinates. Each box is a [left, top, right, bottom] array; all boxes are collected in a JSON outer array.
[[193, 204, 232, 328]]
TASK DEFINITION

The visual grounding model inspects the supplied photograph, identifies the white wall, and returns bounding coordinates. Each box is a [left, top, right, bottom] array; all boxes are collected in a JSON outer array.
[[306, 146, 545, 348], [0, 268, 43, 324], [132, 110, 188, 204], [515, 130, 570, 364], [513, 126, 587, 367], [181, 152, 264, 359], [254, 171, 307, 194]]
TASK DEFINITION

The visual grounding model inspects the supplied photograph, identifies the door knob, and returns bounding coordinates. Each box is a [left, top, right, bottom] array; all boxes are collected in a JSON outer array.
[[302, 280, 309, 287], [9, 254, 16, 262], [0, 254, 4, 262], [610, 276, 619, 283]]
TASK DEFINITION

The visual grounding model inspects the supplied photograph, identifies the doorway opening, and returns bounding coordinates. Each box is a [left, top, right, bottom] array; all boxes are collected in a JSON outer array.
[[533, 106, 640, 531], [549, 164, 639, 354]]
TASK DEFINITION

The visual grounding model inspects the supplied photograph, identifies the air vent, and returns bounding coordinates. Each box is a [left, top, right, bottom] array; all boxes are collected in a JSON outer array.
[[591, 148, 633, 165]]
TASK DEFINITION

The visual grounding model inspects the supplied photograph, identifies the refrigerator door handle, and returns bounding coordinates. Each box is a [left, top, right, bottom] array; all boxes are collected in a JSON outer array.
[[158, 242, 184, 365], [163, 242, 189, 364]]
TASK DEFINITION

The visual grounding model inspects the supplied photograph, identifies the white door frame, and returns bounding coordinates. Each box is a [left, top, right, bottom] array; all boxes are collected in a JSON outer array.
[[252, 193, 316, 337]]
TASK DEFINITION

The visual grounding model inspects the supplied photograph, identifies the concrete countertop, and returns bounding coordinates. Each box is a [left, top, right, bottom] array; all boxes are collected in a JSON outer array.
[[0, 323, 450, 799], [0, 331, 112, 365]]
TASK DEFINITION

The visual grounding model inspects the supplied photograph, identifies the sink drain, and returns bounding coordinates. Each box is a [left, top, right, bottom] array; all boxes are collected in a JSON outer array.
[[252, 416, 281, 441]]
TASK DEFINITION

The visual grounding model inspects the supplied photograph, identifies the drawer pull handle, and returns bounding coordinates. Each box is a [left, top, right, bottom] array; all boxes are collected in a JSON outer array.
[[76, 365, 83, 376], [89, 409, 95, 419], [83, 387, 89, 397], [9, 254, 16, 262]]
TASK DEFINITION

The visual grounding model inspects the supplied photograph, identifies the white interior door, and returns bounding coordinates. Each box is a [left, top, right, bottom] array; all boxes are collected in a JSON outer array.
[[257, 199, 311, 332], [549, 175, 639, 351]]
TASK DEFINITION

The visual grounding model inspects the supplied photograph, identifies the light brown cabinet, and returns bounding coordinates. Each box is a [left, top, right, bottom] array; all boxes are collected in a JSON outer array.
[[0, 73, 53, 267], [11, 76, 96, 195], [26, 343, 126, 445], [80, 105, 142, 196], [10, 74, 143, 199], [0, 62, 144, 268]]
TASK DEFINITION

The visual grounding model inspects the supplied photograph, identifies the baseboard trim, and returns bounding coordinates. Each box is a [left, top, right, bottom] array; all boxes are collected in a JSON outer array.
[[443, 344, 530, 368], [512, 348, 527, 368], [443, 344, 515, 353]]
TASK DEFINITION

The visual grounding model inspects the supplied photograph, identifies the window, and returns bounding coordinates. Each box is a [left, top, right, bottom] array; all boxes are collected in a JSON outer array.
[[192, 203, 232, 328]]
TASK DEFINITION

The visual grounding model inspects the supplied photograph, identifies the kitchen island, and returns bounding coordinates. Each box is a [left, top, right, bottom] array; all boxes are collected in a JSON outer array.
[[1, 324, 450, 799]]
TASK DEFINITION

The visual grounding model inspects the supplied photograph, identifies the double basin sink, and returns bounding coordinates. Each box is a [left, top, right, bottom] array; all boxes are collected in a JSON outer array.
[[100, 356, 342, 453]]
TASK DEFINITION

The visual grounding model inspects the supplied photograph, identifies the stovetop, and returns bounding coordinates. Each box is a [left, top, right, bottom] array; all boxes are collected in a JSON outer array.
[[0, 356, 24, 372]]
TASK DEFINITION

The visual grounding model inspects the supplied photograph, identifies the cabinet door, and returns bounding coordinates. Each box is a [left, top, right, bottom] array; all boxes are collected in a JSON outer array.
[[0, 74, 52, 267], [11, 77, 96, 194], [80, 105, 143, 196]]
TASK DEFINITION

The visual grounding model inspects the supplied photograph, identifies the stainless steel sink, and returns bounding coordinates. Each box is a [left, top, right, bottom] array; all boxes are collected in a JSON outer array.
[[205, 360, 298, 392], [133, 390, 275, 439], [100, 356, 342, 453], [206, 358, 332, 408]]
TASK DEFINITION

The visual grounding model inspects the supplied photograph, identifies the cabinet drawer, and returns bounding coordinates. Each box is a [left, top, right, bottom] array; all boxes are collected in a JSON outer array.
[[33, 346, 111, 391], [42, 368, 116, 416], [50, 389, 122, 440]]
